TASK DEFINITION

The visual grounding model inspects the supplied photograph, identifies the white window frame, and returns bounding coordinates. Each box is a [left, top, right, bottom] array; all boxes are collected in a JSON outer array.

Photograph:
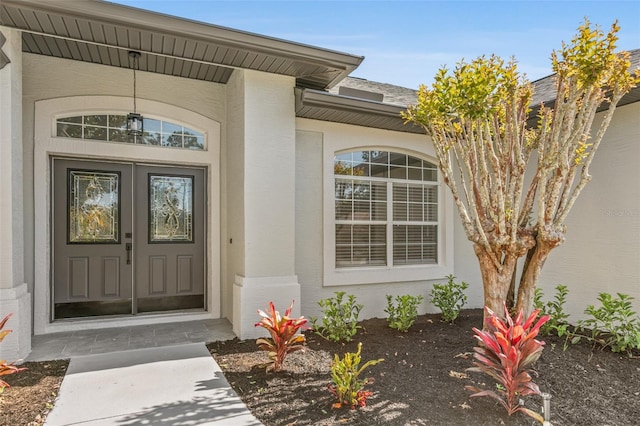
[[322, 136, 454, 287]]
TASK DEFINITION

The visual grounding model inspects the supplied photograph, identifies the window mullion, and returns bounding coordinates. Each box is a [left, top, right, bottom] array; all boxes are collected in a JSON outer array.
[[386, 180, 393, 268]]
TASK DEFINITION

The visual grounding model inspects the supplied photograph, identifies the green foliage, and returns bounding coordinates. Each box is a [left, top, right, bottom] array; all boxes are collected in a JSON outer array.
[[403, 19, 639, 319], [551, 19, 639, 93], [466, 305, 550, 423], [312, 292, 362, 343], [328, 342, 384, 410], [573, 293, 640, 355], [255, 301, 308, 372], [533, 285, 570, 337], [385, 294, 424, 332], [429, 275, 468, 323], [0, 314, 27, 393]]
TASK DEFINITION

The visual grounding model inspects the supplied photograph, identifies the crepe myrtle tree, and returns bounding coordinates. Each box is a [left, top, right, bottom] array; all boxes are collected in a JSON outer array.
[[403, 20, 639, 318]]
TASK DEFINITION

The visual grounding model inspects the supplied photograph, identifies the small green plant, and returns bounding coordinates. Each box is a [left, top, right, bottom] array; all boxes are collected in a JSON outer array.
[[312, 292, 362, 342], [573, 292, 640, 355], [534, 284, 570, 337], [385, 294, 424, 332], [328, 342, 384, 409], [255, 301, 308, 372], [466, 305, 550, 423], [429, 274, 468, 323], [0, 314, 27, 393]]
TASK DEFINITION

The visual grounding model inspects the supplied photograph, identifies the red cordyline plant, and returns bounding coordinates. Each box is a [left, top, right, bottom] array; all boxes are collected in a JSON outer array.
[[1, 314, 27, 393], [466, 305, 550, 423], [255, 301, 308, 372]]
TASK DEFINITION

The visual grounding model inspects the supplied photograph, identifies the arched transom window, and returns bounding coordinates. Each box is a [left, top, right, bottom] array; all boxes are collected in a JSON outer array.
[[334, 150, 439, 268], [56, 114, 205, 150]]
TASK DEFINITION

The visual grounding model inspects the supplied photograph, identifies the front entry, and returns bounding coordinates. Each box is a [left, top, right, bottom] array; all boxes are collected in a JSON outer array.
[[52, 158, 206, 319]]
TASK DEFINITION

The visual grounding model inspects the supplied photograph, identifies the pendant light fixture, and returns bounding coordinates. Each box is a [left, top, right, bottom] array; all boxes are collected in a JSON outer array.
[[126, 51, 143, 136]]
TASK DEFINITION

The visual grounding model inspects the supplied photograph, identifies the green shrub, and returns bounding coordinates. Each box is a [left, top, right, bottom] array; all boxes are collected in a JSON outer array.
[[429, 274, 468, 323], [328, 342, 384, 409], [312, 292, 362, 342], [385, 294, 424, 332], [573, 293, 640, 355], [533, 284, 570, 337]]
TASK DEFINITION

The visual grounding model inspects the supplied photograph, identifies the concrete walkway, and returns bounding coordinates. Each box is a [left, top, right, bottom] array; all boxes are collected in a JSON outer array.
[[44, 343, 263, 426]]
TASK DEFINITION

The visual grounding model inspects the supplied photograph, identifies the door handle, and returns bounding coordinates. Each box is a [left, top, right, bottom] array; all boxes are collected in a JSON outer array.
[[126, 243, 132, 265]]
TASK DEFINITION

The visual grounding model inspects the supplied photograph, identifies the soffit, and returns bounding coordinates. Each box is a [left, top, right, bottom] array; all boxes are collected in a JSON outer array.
[[296, 88, 423, 134], [0, 0, 363, 89]]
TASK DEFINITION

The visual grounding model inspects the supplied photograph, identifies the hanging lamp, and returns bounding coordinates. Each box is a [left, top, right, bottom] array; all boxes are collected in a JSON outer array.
[[126, 51, 143, 136]]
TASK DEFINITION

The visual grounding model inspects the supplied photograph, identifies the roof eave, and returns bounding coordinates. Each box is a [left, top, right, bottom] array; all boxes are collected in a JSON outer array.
[[296, 88, 423, 134], [1, 0, 364, 89]]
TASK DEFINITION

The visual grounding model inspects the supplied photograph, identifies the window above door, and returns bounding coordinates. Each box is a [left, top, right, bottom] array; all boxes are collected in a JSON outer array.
[[56, 114, 205, 150]]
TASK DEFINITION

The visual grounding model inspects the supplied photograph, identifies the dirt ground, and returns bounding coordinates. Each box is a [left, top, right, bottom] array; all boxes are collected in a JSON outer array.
[[2, 309, 639, 425], [208, 309, 640, 426], [0, 359, 68, 426]]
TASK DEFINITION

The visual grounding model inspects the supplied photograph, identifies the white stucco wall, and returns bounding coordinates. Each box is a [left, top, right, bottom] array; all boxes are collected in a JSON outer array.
[[0, 26, 31, 360], [536, 102, 640, 321], [452, 102, 640, 321], [243, 71, 297, 277], [22, 54, 226, 333], [294, 119, 455, 320], [0, 27, 24, 291], [22, 53, 226, 293], [229, 69, 301, 339], [296, 101, 640, 323], [224, 69, 246, 318]]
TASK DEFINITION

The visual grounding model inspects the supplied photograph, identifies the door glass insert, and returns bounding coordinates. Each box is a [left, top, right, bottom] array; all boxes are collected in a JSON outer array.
[[68, 170, 120, 243], [149, 175, 194, 243]]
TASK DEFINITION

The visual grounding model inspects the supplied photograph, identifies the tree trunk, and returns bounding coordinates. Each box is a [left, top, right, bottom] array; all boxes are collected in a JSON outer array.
[[506, 264, 517, 311], [473, 244, 516, 324], [515, 243, 553, 317]]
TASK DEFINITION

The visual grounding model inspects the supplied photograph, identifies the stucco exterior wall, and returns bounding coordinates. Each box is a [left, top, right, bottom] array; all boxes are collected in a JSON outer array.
[[22, 53, 226, 295], [243, 70, 297, 278], [296, 101, 640, 323], [224, 69, 246, 318], [294, 119, 455, 320], [536, 102, 640, 320], [22, 54, 227, 334], [230, 69, 301, 339], [0, 26, 31, 361]]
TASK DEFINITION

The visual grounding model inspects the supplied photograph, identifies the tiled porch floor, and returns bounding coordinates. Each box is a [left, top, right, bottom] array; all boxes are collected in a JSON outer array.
[[26, 318, 236, 361]]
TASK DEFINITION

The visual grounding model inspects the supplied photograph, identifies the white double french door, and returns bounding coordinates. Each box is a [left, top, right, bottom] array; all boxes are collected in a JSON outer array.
[[52, 158, 206, 319]]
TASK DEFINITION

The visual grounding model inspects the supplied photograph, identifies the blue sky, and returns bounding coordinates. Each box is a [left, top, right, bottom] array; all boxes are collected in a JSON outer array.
[[113, 0, 640, 89]]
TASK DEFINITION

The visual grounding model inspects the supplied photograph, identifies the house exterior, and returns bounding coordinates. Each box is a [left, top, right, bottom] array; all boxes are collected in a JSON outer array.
[[1, 0, 638, 361]]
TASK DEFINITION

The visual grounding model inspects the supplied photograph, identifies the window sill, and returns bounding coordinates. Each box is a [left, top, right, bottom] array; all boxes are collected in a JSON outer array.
[[323, 262, 453, 287]]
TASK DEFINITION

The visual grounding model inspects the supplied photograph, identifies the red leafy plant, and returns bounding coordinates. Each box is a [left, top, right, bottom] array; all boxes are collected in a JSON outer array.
[[466, 305, 550, 423], [1, 313, 27, 393], [255, 301, 308, 372]]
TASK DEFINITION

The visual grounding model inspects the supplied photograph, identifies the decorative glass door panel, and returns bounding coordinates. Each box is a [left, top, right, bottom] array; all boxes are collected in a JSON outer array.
[[52, 159, 206, 319], [68, 170, 120, 243], [149, 175, 193, 242]]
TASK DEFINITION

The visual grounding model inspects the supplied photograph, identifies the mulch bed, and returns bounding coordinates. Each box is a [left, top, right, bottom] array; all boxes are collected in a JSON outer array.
[[3, 309, 639, 425], [0, 359, 68, 426], [208, 309, 640, 426]]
